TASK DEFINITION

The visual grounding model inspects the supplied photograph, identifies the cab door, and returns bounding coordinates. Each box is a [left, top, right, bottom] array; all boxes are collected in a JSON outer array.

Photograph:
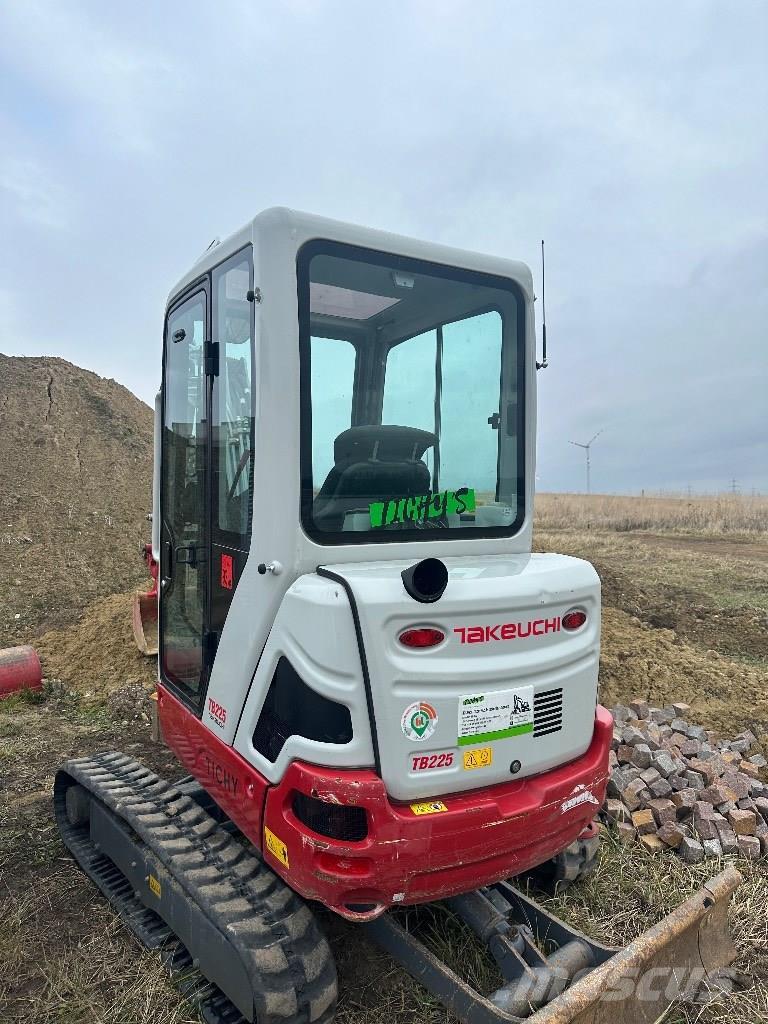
[[159, 287, 210, 708]]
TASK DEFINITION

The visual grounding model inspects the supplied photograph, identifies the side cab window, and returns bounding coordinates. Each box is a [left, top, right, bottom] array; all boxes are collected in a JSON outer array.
[[210, 249, 254, 628]]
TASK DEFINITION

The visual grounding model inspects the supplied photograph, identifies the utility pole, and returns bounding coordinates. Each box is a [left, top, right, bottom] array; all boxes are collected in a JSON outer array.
[[569, 430, 603, 495], [730, 478, 739, 495]]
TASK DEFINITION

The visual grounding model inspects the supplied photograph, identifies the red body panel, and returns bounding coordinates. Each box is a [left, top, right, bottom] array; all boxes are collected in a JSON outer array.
[[158, 686, 270, 838], [0, 645, 42, 697], [158, 686, 612, 923]]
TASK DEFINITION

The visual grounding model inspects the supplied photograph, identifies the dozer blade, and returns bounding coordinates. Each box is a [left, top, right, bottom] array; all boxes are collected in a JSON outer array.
[[132, 590, 158, 656], [364, 866, 742, 1024]]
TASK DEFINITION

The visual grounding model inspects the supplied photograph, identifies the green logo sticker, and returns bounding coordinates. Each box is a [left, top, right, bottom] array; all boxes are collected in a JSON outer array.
[[370, 488, 475, 529], [401, 701, 438, 742]]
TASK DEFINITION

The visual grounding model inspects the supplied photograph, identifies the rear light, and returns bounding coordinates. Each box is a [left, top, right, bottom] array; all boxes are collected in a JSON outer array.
[[398, 627, 445, 648], [562, 609, 587, 630], [292, 792, 368, 842]]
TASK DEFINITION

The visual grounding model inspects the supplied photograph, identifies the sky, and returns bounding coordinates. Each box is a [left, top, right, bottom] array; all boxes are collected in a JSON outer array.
[[1, 0, 766, 495]]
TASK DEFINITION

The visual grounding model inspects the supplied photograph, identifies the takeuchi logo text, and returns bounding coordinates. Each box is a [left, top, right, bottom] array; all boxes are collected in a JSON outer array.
[[454, 618, 561, 644]]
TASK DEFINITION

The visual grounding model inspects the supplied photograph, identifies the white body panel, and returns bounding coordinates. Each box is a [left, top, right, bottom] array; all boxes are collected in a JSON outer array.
[[177, 209, 539, 743], [232, 554, 600, 801], [232, 574, 375, 779]]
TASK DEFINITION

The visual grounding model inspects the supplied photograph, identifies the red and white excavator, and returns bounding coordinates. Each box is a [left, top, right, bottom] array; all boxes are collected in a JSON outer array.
[[56, 208, 740, 1024]]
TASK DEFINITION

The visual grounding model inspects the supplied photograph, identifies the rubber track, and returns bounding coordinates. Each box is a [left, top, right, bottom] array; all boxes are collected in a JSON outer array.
[[53, 751, 338, 1024]]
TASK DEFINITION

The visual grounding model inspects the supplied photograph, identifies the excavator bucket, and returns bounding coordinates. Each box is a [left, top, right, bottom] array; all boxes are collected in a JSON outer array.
[[364, 865, 742, 1024], [132, 543, 158, 656]]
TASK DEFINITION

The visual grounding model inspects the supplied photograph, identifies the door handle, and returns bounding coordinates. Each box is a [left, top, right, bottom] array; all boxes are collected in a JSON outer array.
[[163, 540, 174, 581], [176, 546, 198, 568]]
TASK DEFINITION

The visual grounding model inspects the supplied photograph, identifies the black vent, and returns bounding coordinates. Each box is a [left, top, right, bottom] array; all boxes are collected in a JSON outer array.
[[292, 792, 368, 842], [253, 657, 353, 762], [534, 687, 563, 737]]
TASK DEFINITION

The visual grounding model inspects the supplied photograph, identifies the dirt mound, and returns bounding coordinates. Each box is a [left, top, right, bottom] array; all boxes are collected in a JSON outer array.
[[35, 592, 156, 695], [600, 606, 768, 740], [0, 354, 153, 646], [596, 560, 768, 663]]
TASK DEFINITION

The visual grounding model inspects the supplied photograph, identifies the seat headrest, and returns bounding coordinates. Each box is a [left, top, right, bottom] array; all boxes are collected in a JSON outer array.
[[333, 426, 437, 465]]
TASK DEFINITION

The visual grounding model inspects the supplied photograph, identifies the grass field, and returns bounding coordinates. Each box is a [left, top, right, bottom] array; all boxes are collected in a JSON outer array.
[[536, 492, 768, 535], [1, 494, 767, 1023]]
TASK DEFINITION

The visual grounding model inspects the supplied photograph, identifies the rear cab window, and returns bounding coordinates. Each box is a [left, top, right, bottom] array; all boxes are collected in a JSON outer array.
[[298, 241, 525, 544]]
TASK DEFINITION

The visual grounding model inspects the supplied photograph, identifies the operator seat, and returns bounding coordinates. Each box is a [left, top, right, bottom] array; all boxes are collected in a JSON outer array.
[[313, 425, 437, 532]]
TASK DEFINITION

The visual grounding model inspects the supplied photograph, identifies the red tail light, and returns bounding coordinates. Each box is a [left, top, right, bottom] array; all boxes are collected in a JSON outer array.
[[562, 609, 587, 630], [398, 627, 445, 648]]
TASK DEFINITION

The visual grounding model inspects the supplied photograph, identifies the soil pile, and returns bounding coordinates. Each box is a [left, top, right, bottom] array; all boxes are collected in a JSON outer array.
[[597, 559, 768, 663], [0, 354, 153, 647], [35, 592, 156, 694], [600, 607, 768, 739]]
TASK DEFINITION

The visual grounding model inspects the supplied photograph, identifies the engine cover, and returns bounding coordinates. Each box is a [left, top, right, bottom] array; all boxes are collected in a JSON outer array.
[[321, 553, 601, 801]]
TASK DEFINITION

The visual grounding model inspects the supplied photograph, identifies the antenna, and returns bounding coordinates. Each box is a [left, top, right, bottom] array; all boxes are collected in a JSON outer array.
[[569, 429, 603, 494], [537, 240, 548, 370]]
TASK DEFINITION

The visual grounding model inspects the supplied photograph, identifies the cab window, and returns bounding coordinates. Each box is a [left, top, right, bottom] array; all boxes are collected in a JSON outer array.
[[212, 250, 254, 548]]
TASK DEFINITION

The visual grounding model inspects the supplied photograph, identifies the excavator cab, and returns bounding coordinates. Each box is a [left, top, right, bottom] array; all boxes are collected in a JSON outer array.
[[57, 209, 741, 1024]]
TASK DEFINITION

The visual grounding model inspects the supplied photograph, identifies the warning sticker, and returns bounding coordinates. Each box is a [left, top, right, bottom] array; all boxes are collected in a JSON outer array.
[[264, 826, 290, 868], [457, 686, 534, 746], [148, 873, 162, 898], [463, 746, 493, 770], [410, 800, 448, 816]]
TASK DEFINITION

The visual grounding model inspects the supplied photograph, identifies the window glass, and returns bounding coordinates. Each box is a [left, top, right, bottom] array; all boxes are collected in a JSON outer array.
[[382, 330, 437, 480], [212, 252, 253, 546], [299, 243, 523, 542], [440, 312, 504, 501], [310, 336, 356, 486], [161, 292, 207, 698]]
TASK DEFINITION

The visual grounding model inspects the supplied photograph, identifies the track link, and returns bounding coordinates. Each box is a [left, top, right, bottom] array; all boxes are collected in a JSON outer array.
[[54, 752, 337, 1024]]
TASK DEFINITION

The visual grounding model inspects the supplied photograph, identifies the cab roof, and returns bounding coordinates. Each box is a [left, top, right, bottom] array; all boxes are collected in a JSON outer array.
[[166, 207, 533, 309]]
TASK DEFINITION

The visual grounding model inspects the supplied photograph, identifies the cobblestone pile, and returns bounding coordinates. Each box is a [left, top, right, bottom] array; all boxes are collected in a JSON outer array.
[[604, 701, 767, 862]]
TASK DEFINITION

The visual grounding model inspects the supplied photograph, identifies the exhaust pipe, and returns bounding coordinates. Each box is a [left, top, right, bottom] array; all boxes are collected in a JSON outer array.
[[401, 558, 448, 604]]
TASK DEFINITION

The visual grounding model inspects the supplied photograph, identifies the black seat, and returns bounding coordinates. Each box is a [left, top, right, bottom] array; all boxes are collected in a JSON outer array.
[[313, 425, 436, 532]]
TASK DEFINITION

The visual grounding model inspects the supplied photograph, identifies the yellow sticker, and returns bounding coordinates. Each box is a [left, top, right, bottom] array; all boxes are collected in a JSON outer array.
[[148, 873, 162, 898], [410, 800, 448, 816], [463, 747, 493, 770], [264, 826, 290, 868]]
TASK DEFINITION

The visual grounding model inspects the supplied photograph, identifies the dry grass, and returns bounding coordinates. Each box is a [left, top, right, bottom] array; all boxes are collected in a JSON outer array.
[[535, 493, 768, 535], [0, 874, 194, 1024]]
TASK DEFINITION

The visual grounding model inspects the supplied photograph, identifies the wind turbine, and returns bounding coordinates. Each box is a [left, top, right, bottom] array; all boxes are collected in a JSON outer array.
[[570, 430, 603, 495]]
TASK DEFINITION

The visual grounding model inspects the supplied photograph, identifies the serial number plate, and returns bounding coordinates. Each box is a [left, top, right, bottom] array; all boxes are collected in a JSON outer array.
[[411, 750, 455, 772], [463, 747, 493, 770]]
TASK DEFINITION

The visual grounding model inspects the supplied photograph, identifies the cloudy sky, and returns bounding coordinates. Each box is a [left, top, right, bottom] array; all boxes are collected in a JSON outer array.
[[1, 1, 766, 494]]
